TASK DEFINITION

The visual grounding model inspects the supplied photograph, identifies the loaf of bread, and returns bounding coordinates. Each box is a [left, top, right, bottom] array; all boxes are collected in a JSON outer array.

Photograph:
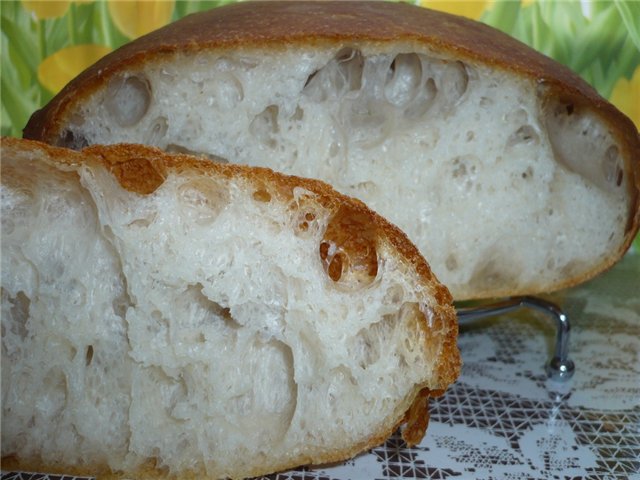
[[23, 1, 640, 300], [1, 136, 460, 479]]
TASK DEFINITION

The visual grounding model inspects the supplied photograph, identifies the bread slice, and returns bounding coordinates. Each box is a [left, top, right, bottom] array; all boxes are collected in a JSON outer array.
[[22, 1, 640, 300], [0, 136, 459, 479]]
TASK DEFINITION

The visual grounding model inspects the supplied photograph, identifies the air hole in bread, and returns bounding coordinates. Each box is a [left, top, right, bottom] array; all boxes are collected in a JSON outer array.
[[189, 284, 241, 332], [203, 335, 298, 442], [148, 117, 168, 144], [521, 166, 534, 180], [438, 60, 469, 111], [250, 105, 280, 149], [404, 77, 437, 120], [296, 211, 317, 233], [350, 322, 382, 369], [603, 146, 623, 186], [349, 181, 379, 197], [383, 285, 405, 306], [468, 252, 521, 291], [451, 157, 467, 178], [350, 302, 426, 370], [399, 303, 423, 354], [334, 47, 364, 90], [85, 345, 94, 366], [346, 99, 392, 149], [289, 195, 321, 236], [178, 177, 229, 225], [104, 74, 151, 127], [303, 47, 364, 101], [349, 303, 408, 369], [450, 156, 477, 190], [319, 243, 345, 282], [126, 215, 157, 229], [545, 100, 623, 193], [445, 254, 458, 272], [291, 106, 304, 121], [67, 279, 87, 307], [167, 371, 189, 417], [210, 72, 244, 111], [319, 205, 378, 289], [57, 129, 88, 150], [384, 53, 422, 108], [4, 290, 30, 340], [507, 125, 539, 148], [43, 367, 68, 418], [253, 188, 272, 203], [112, 288, 131, 320]]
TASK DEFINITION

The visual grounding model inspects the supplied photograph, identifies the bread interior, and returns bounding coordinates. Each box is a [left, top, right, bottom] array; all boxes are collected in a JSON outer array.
[[1, 146, 452, 477], [56, 46, 631, 298]]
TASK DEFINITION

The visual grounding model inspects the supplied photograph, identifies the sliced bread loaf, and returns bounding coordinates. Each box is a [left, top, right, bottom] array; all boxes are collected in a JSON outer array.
[[1, 137, 459, 479]]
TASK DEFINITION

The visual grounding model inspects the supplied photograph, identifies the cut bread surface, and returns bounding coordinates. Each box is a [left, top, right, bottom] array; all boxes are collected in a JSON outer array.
[[1, 137, 459, 479], [23, 1, 640, 300]]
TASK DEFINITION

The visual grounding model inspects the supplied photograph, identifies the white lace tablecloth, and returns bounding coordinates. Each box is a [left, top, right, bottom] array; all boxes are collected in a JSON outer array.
[[3, 253, 639, 480]]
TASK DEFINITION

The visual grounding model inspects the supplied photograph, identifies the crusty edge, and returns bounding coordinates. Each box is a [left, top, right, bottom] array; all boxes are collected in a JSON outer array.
[[1, 136, 460, 479], [22, 0, 638, 163]]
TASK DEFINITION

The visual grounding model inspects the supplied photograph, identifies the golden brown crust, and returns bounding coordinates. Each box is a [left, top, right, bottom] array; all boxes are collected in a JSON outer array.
[[401, 388, 431, 447], [12, 0, 617, 104], [22, 1, 638, 151], [2, 136, 460, 479]]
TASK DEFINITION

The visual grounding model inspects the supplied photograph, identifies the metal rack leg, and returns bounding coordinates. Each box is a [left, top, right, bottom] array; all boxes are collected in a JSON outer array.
[[457, 296, 575, 382]]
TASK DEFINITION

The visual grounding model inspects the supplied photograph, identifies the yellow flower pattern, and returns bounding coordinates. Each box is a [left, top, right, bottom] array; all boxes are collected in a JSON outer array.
[[21, 1, 70, 20], [25, 1, 175, 98], [420, 0, 491, 20], [107, 1, 175, 39], [610, 66, 640, 130], [38, 45, 113, 94]]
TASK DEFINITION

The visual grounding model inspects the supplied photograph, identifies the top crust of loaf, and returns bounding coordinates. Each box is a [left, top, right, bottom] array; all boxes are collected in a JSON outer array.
[[22, 1, 640, 159]]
